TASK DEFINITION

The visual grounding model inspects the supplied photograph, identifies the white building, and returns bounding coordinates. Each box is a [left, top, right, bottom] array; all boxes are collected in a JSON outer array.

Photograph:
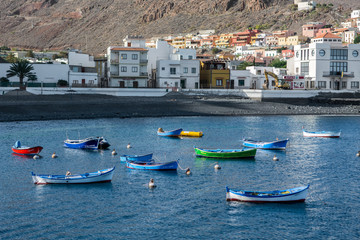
[[351, 10, 360, 19], [230, 70, 257, 89], [290, 32, 360, 90], [295, 0, 316, 11], [148, 41, 200, 89], [0, 63, 69, 87], [107, 36, 149, 88], [68, 51, 98, 87], [246, 66, 287, 89]]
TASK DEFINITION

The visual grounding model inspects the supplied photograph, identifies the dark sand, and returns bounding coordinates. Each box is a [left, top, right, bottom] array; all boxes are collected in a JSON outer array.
[[0, 91, 359, 122]]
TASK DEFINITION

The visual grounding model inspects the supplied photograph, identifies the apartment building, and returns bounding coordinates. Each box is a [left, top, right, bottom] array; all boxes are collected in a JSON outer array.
[[290, 32, 360, 90], [107, 36, 148, 88], [302, 22, 326, 38]]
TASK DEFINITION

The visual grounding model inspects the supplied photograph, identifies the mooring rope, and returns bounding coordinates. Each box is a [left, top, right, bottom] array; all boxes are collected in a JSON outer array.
[[177, 160, 188, 171]]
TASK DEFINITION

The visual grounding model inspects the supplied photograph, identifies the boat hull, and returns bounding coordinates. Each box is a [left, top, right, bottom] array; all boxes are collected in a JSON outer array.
[[12, 146, 43, 155], [157, 128, 183, 137], [180, 131, 203, 137], [194, 147, 256, 159], [120, 153, 153, 162], [126, 160, 178, 171], [242, 139, 289, 150], [226, 185, 309, 203], [64, 137, 110, 149], [31, 167, 115, 184], [303, 130, 341, 138]]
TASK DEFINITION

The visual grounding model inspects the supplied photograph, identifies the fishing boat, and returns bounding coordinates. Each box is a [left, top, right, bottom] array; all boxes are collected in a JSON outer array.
[[180, 131, 203, 137], [194, 147, 257, 159], [31, 167, 115, 184], [64, 136, 110, 149], [120, 153, 153, 162], [226, 185, 309, 203], [157, 128, 183, 137], [302, 127, 341, 138], [126, 160, 178, 171], [11, 141, 43, 155], [242, 139, 289, 150]]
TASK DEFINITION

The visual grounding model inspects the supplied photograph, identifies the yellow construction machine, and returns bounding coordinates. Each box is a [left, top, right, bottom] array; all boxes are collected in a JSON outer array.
[[263, 70, 290, 90]]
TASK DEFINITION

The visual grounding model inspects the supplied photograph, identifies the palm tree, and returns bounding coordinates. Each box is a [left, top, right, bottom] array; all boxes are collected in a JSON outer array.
[[6, 60, 36, 89]]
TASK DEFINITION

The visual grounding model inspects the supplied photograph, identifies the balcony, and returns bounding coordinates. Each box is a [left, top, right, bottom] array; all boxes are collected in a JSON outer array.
[[140, 72, 148, 77], [110, 72, 119, 77], [140, 59, 148, 64], [110, 59, 119, 64], [323, 71, 354, 78]]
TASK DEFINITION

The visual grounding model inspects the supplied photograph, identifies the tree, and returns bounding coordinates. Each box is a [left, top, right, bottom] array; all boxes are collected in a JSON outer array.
[[57, 79, 68, 87], [6, 60, 36, 89], [269, 58, 287, 68], [212, 47, 221, 55], [25, 50, 35, 58], [5, 53, 18, 63], [354, 35, 360, 44], [236, 61, 252, 70]]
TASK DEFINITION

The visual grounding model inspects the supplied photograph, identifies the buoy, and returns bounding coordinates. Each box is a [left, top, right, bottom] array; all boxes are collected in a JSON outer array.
[[148, 178, 156, 189], [33, 154, 40, 159], [52, 152, 57, 158], [112, 149, 117, 155], [214, 163, 221, 170], [357, 151, 360, 157], [127, 143, 131, 149], [186, 168, 191, 175], [273, 155, 279, 161]]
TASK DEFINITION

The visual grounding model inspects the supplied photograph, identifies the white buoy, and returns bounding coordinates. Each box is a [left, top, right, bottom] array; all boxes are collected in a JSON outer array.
[[33, 154, 40, 159], [186, 168, 191, 175], [112, 149, 117, 156], [127, 143, 131, 149], [214, 162, 221, 170], [148, 178, 156, 189], [52, 152, 57, 158], [273, 155, 279, 161], [357, 151, 360, 157]]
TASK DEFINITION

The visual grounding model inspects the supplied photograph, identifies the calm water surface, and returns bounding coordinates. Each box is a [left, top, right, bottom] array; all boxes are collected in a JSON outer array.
[[1, 116, 360, 239]]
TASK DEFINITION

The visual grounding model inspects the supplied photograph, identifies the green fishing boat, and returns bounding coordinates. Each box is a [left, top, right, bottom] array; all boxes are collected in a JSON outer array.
[[194, 147, 257, 159]]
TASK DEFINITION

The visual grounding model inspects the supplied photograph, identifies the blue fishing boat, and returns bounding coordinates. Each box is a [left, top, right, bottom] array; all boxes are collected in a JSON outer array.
[[157, 128, 183, 137], [120, 153, 153, 162], [126, 159, 178, 171], [242, 139, 289, 150], [226, 185, 309, 203], [64, 136, 110, 149]]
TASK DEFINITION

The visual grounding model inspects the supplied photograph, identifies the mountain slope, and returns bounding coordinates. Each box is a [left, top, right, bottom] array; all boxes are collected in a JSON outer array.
[[0, 0, 359, 55]]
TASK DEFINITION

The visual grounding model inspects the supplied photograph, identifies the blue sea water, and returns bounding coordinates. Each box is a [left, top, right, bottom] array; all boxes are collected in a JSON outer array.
[[0, 115, 360, 239]]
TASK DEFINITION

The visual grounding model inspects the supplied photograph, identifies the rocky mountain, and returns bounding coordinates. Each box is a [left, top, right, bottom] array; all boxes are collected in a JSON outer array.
[[0, 0, 359, 55]]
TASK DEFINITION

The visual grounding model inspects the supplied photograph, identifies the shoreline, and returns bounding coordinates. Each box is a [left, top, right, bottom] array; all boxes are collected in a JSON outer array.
[[0, 92, 360, 122]]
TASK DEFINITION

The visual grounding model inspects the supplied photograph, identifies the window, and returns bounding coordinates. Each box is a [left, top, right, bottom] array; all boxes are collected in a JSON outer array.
[[121, 54, 127, 60], [132, 66, 138, 72], [256, 70, 261, 75], [351, 81, 359, 89], [183, 67, 188, 73], [180, 55, 183, 60], [238, 80, 245, 86], [301, 62, 309, 76], [216, 79, 223, 86], [330, 49, 348, 60], [191, 68, 196, 73], [330, 62, 348, 75], [318, 81, 326, 89], [189, 55, 193, 60], [121, 66, 127, 72], [342, 82, 347, 89], [170, 68, 176, 75], [89, 80, 94, 84], [73, 80, 79, 84], [162, 67, 165, 71], [132, 54, 138, 60]]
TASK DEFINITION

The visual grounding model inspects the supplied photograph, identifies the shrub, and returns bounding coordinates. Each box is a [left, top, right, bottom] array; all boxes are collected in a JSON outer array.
[[57, 79, 68, 87]]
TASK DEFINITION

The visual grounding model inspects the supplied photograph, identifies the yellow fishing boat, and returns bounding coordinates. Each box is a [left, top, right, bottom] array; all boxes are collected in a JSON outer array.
[[180, 131, 203, 137]]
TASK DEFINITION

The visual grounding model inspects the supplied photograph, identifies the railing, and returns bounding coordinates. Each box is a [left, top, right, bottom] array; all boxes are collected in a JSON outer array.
[[140, 72, 148, 76], [110, 59, 119, 64], [323, 71, 354, 77], [140, 59, 148, 64]]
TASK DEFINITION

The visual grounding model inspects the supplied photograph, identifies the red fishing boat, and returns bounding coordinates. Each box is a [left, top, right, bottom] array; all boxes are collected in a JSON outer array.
[[11, 141, 43, 155]]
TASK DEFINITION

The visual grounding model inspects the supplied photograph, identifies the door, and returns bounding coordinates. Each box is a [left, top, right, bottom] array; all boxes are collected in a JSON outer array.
[[133, 81, 138, 88], [82, 79, 85, 86], [180, 79, 186, 88], [230, 80, 234, 89], [119, 81, 125, 88]]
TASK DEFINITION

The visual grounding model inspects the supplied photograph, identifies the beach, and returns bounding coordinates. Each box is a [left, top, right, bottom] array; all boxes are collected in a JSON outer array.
[[0, 91, 359, 122]]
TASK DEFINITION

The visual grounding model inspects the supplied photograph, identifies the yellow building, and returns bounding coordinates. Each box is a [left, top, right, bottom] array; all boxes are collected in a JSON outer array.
[[215, 34, 233, 48], [172, 36, 186, 49], [278, 35, 307, 46], [200, 60, 231, 88]]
